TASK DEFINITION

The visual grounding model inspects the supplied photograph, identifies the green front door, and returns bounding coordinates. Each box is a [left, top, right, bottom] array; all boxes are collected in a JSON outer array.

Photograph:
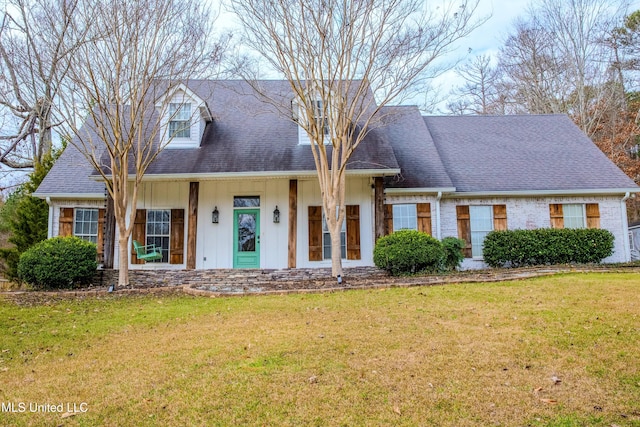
[[233, 209, 260, 268]]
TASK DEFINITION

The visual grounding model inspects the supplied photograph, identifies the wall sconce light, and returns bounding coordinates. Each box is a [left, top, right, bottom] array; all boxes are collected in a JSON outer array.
[[212, 206, 219, 224], [273, 206, 280, 223]]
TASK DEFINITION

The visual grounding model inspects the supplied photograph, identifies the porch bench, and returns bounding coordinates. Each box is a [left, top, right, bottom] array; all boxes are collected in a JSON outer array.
[[132, 240, 163, 262]]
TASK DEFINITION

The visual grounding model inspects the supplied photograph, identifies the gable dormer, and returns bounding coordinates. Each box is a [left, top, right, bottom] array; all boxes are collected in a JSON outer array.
[[293, 87, 333, 146], [158, 83, 212, 149]]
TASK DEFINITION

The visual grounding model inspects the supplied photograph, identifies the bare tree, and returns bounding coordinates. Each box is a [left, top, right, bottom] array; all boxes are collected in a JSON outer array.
[[497, 0, 630, 136], [497, 19, 570, 115], [229, 0, 484, 277], [0, 0, 82, 171], [58, 0, 224, 287], [447, 54, 503, 115]]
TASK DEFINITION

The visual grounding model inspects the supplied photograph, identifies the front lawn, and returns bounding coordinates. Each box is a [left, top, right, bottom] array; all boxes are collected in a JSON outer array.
[[0, 273, 639, 426]]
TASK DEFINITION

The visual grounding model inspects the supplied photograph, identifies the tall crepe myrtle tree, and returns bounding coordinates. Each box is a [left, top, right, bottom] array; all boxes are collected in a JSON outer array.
[[229, 0, 484, 277], [59, 0, 226, 287]]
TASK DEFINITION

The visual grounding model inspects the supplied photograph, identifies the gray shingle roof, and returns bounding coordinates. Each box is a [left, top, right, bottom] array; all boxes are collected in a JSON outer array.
[[35, 79, 638, 198], [381, 106, 453, 190], [424, 114, 638, 193], [34, 141, 105, 197]]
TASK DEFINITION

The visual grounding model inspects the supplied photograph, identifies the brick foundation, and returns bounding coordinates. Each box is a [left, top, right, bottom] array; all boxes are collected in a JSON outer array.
[[93, 267, 388, 290]]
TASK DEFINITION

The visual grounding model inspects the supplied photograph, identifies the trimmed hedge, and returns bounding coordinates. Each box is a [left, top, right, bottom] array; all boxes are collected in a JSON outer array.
[[483, 228, 615, 268], [374, 230, 453, 276], [18, 236, 97, 289]]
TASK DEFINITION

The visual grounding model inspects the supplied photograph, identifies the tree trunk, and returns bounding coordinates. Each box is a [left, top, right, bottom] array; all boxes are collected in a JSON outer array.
[[117, 229, 129, 287], [330, 221, 343, 278]]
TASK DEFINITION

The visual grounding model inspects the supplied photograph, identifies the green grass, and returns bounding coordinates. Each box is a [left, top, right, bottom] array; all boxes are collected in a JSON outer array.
[[0, 273, 639, 426]]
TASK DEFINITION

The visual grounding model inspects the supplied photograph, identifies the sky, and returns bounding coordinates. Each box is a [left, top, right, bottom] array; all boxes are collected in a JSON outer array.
[[213, 0, 640, 111]]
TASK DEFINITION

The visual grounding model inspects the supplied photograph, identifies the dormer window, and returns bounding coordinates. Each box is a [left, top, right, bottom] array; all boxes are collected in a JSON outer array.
[[313, 100, 329, 136], [168, 103, 191, 138]]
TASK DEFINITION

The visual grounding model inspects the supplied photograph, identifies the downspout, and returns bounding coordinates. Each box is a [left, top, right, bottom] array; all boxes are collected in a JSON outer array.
[[621, 192, 631, 262], [45, 197, 53, 239], [435, 191, 442, 240]]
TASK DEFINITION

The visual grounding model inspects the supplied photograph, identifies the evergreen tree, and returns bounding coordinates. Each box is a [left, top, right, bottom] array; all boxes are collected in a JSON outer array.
[[0, 148, 61, 280]]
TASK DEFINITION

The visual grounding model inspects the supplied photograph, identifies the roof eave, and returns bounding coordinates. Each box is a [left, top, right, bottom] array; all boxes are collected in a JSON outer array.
[[88, 168, 402, 182], [445, 188, 639, 198], [33, 192, 105, 200], [385, 187, 456, 195]]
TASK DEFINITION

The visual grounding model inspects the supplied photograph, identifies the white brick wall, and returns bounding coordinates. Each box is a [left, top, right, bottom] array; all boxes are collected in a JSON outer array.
[[439, 196, 630, 269]]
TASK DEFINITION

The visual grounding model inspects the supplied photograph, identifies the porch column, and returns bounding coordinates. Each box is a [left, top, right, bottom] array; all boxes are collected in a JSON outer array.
[[187, 182, 199, 270], [103, 189, 116, 268], [288, 179, 297, 268], [374, 177, 385, 241]]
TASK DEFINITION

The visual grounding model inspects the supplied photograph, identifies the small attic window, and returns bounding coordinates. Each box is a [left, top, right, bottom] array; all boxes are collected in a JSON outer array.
[[313, 100, 329, 136], [168, 103, 191, 138]]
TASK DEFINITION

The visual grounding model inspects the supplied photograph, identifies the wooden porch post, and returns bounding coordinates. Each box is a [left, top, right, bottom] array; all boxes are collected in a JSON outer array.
[[288, 179, 297, 268], [374, 177, 385, 242], [103, 189, 116, 269], [187, 182, 199, 270]]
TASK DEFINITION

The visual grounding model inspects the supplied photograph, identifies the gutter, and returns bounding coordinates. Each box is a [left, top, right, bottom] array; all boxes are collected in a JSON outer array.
[[89, 168, 402, 182], [33, 193, 106, 200], [444, 189, 639, 198], [385, 187, 456, 195], [45, 197, 53, 239], [435, 191, 442, 240], [621, 192, 632, 262]]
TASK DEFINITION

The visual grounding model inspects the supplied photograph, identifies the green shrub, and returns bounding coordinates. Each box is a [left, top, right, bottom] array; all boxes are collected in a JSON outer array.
[[441, 237, 465, 271], [483, 228, 614, 268], [18, 236, 97, 289], [374, 229, 445, 276]]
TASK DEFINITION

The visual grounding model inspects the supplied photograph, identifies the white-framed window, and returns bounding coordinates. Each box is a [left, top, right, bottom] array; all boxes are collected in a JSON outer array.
[[322, 208, 346, 260], [74, 208, 99, 243], [313, 100, 329, 136], [562, 204, 586, 229], [470, 205, 493, 258], [168, 103, 191, 138], [146, 210, 170, 263], [392, 204, 417, 231]]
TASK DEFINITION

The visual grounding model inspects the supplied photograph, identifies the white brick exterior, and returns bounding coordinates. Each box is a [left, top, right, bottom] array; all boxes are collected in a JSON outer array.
[[439, 195, 630, 269]]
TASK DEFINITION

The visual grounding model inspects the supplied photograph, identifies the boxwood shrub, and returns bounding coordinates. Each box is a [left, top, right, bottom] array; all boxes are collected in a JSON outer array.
[[483, 228, 614, 268], [18, 236, 97, 289], [374, 229, 446, 276], [441, 237, 466, 271]]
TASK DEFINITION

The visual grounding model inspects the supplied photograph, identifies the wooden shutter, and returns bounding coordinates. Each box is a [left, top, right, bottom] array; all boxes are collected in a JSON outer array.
[[59, 208, 74, 237], [346, 205, 361, 260], [456, 205, 472, 258], [170, 209, 185, 264], [308, 206, 323, 261], [417, 203, 432, 235], [97, 208, 105, 262], [549, 204, 564, 229], [493, 204, 507, 231], [131, 209, 146, 265], [586, 203, 600, 229], [384, 204, 393, 235]]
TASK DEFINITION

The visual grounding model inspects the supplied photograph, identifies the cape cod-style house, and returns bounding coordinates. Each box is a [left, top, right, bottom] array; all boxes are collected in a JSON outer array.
[[34, 80, 639, 271]]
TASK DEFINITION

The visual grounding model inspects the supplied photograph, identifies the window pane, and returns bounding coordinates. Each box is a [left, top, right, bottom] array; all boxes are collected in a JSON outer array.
[[233, 196, 260, 207], [146, 209, 171, 262], [563, 204, 585, 229], [393, 204, 418, 231], [469, 206, 493, 258], [322, 206, 346, 260], [73, 208, 99, 243]]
